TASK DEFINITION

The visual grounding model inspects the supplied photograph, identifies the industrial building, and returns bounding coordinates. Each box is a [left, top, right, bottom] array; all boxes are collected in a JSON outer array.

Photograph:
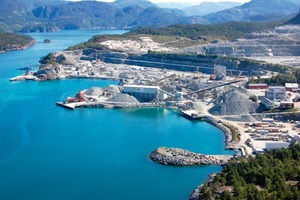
[[279, 101, 294, 109], [285, 83, 299, 92], [122, 84, 174, 102], [247, 83, 268, 89], [265, 86, 286, 100], [259, 96, 279, 110]]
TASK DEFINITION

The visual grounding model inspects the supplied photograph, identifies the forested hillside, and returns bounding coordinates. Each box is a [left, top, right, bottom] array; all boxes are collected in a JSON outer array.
[[199, 143, 300, 200], [0, 33, 35, 52], [128, 21, 280, 40]]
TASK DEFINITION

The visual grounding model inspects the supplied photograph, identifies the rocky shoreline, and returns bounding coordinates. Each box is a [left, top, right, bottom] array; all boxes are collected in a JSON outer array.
[[202, 116, 235, 149], [0, 40, 36, 54], [149, 147, 232, 166]]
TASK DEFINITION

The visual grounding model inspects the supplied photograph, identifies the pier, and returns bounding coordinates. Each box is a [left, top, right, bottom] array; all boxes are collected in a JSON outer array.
[[56, 101, 162, 110], [179, 109, 208, 120]]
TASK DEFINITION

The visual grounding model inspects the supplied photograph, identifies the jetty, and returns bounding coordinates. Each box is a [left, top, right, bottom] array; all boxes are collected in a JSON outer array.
[[56, 101, 162, 110], [180, 109, 208, 120], [149, 147, 232, 166]]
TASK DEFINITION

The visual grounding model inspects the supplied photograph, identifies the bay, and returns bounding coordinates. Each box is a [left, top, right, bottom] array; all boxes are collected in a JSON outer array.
[[0, 30, 232, 200]]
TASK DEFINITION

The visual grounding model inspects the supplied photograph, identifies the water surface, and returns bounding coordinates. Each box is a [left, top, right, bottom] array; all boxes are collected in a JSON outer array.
[[0, 30, 232, 200]]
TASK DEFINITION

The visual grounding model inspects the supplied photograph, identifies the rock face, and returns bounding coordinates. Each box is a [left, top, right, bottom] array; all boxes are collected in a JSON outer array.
[[99, 37, 175, 53], [33, 64, 66, 80], [180, 25, 300, 57], [149, 147, 228, 166]]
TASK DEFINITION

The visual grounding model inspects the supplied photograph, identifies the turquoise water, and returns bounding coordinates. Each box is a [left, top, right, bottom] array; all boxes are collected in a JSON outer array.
[[0, 30, 232, 200]]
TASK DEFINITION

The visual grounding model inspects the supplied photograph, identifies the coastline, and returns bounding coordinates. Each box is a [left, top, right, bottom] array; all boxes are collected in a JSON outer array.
[[0, 40, 36, 54], [149, 147, 232, 166], [9, 46, 244, 200]]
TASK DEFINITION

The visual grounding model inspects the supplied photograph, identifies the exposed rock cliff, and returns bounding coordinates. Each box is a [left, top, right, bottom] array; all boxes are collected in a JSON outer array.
[[180, 25, 300, 59]]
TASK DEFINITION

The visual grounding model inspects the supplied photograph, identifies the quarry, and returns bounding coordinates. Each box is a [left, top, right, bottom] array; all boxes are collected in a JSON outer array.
[[179, 25, 300, 67], [10, 24, 300, 157]]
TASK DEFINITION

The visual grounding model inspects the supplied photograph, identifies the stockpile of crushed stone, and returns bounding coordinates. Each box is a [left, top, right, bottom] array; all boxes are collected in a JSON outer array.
[[209, 88, 259, 115], [103, 85, 121, 93], [119, 71, 142, 79], [224, 115, 258, 122], [107, 93, 139, 103], [84, 87, 103, 96]]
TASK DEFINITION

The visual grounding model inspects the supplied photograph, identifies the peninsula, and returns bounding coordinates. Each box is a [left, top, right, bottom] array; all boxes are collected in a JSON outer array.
[[149, 147, 232, 166], [0, 33, 35, 53]]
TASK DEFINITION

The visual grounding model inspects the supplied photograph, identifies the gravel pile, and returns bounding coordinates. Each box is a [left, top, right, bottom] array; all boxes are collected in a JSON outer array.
[[224, 115, 258, 122], [189, 79, 205, 90], [107, 93, 139, 103], [103, 85, 121, 93], [84, 87, 103, 96], [209, 88, 258, 115], [119, 71, 142, 79]]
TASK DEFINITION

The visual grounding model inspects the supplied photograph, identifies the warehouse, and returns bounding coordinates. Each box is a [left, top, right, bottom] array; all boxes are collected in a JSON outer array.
[[122, 84, 168, 102], [247, 83, 268, 89]]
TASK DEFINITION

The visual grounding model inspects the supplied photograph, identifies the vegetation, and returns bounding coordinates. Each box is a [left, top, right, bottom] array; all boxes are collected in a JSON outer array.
[[39, 52, 56, 64], [0, 33, 35, 52], [199, 143, 300, 200], [68, 20, 282, 51], [249, 95, 258, 103], [128, 21, 280, 41], [222, 123, 239, 142], [248, 69, 300, 86]]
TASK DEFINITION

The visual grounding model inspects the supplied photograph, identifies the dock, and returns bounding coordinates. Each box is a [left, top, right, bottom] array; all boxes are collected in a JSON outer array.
[[179, 110, 208, 120], [56, 102, 75, 110], [56, 101, 162, 110]]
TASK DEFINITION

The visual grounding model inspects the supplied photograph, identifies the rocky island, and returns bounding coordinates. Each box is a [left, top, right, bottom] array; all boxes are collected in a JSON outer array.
[[0, 33, 35, 53], [149, 147, 232, 166]]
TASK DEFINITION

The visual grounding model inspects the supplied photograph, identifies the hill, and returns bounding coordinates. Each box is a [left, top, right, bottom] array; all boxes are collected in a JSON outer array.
[[0, 0, 35, 32], [197, 143, 300, 200], [128, 21, 279, 40], [0, 33, 35, 52], [2, 0, 298, 32], [184, 1, 241, 17], [0, 0, 191, 32], [204, 0, 300, 23], [112, 0, 156, 9], [286, 10, 300, 24], [25, 1, 189, 31]]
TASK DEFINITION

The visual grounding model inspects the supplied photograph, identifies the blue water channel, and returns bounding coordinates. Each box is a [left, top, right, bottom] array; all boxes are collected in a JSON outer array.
[[0, 30, 232, 200]]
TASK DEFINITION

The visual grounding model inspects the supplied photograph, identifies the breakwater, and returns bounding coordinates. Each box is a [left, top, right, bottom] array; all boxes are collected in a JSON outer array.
[[202, 116, 235, 149], [149, 147, 232, 166]]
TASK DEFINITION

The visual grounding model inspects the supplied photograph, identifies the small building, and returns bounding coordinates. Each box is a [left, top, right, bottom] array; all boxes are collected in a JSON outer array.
[[252, 141, 290, 154], [279, 101, 294, 109], [285, 83, 299, 92], [265, 86, 286, 100], [262, 118, 274, 123], [265, 142, 290, 150], [247, 83, 268, 89], [259, 97, 279, 110]]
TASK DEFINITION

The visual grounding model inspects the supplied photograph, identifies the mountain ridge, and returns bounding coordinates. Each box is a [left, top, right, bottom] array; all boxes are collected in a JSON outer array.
[[204, 0, 300, 23], [286, 10, 300, 24], [184, 1, 241, 16]]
